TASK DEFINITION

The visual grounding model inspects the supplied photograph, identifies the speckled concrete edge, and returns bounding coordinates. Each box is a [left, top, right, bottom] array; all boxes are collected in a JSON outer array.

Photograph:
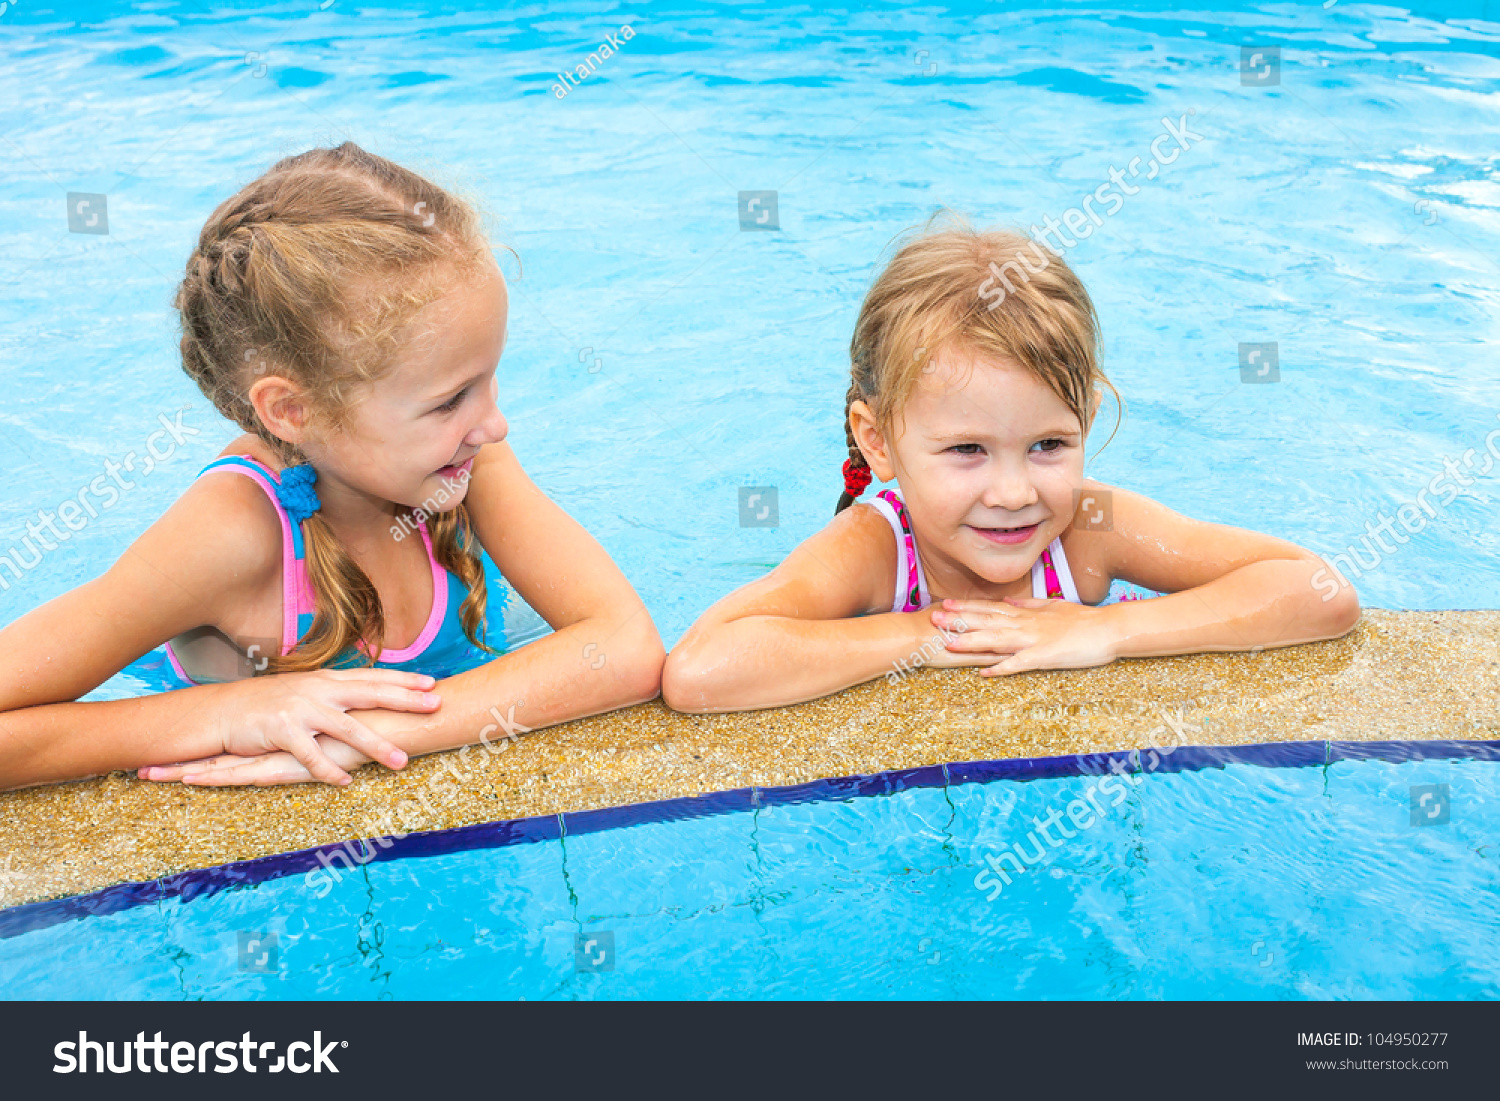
[[3, 736, 1496, 942]]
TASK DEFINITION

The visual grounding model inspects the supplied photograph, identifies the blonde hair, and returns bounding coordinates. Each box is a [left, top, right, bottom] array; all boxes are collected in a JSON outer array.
[[837, 210, 1122, 513], [173, 141, 506, 671]]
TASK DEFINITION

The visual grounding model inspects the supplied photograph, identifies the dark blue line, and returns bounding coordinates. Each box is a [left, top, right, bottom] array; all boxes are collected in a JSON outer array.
[[2, 737, 1496, 940]]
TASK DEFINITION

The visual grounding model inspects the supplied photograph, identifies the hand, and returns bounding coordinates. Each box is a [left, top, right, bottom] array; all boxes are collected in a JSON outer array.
[[140, 735, 364, 787], [137, 668, 440, 787], [931, 596, 1120, 676]]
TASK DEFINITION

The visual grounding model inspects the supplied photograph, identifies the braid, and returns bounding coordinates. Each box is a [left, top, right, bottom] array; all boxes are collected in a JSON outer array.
[[835, 379, 872, 515]]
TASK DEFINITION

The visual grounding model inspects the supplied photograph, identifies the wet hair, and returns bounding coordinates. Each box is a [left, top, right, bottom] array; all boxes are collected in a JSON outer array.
[[173, 141, 507, 671], [836, 209, 1122, 514]]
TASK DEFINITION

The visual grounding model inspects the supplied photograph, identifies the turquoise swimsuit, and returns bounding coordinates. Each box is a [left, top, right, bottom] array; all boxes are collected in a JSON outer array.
[[161, 455, 503, 687]]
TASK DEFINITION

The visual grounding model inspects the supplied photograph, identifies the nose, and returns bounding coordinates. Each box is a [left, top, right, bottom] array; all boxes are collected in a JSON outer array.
[[467, 396, 508, 448], [981, 458, 1038, 513]]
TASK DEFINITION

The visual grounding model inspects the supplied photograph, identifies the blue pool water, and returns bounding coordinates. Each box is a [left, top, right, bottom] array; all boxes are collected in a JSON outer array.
[[2, 0, 1499, 689], [2, 749, 1496, 998], [2, 2, 1499, 999]]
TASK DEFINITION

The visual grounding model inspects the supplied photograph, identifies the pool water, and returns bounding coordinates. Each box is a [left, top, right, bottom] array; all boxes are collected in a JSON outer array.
[[2, 0, 1498, 999], [2, 0, 1499, 694], [2, 750, 1495, 998]]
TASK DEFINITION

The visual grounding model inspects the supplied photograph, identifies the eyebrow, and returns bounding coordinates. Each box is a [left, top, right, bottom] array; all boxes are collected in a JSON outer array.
[[928, 425, 1082, 442]]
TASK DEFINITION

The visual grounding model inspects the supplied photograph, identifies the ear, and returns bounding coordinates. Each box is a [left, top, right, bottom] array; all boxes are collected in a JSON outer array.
[[247, 374, 315, 448], [849, 399, 897, 483]]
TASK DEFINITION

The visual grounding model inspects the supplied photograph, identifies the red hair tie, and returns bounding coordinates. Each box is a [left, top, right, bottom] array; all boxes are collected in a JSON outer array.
[[842, 458, 872, 497]]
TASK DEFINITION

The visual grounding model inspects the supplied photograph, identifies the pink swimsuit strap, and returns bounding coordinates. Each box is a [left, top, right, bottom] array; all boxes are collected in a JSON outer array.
[[875, 489, 928, 613], [1039, 545, 1065, 600]]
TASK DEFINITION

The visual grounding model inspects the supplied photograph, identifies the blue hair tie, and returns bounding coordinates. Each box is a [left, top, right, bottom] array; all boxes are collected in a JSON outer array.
[[275, 463, 321, 523]]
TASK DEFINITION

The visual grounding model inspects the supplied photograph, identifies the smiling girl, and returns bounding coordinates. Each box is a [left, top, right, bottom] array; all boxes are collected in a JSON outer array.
[[0, 142, 663, 790], [662, 214, 1360, 713]]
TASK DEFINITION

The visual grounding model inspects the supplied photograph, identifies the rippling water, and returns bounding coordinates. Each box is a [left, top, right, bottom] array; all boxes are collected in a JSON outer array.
[[3, 2, 1499, 689], [3, 754, 1496, 998]]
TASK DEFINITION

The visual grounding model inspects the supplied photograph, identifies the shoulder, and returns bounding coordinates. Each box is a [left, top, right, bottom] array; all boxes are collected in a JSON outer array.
[[1054, 479, 1149, 598], [776, 497, 898, 616], [128, 457, 285, 599]]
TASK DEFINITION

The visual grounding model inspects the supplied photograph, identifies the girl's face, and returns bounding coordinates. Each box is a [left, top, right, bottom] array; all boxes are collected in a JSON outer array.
[[858, 347, 1089, 588], [299, 257, 511, 515]]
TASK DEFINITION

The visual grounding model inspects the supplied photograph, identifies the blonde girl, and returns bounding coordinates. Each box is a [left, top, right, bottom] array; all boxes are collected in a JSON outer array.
[[0, 142, 663, 790], [663, 214, 1359, 712]]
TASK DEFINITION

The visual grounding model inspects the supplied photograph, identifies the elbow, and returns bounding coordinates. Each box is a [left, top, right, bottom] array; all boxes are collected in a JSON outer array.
[[661, 637, 726, 715], [1327, 583, 1362, 638], [620, 629, 667, 707], [1302, 555, 1361, 640], [1310, 574, 1361, 640]]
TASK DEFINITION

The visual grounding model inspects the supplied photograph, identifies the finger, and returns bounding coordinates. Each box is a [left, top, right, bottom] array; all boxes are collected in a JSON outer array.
[[338, 682, 443, 715], [953, 652, 1015, 669], [312, 705, 408, 771], [945, 629, 1025, 653], [271, 725, 354, 786], [937, 609, 1016, 631], [184, 757, 313, 788], [324, 669, 438, 690], [1003, 597, 1053, 609], [140, 753, 260, 781], [979, 651, 1041, 677]]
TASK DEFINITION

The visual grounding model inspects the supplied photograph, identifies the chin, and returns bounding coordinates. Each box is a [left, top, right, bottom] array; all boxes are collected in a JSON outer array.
[[407, 472, 471, 512]]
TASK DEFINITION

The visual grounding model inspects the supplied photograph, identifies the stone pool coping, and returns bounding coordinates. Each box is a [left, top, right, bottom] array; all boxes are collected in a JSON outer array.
[[1, 608, 1497, 913]]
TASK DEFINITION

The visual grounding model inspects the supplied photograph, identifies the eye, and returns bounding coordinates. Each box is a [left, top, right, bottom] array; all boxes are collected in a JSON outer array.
[[1031, 438, 1065, 454], [946, 443, 984, 456], [432, 388, 468, 415]]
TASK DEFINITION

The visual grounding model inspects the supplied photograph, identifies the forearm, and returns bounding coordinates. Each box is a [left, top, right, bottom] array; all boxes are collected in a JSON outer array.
[[1104, 557, 1360, 659], [665, 611, 947, 713], [353, 612, 665, 758], [0, 685, 232, 792]]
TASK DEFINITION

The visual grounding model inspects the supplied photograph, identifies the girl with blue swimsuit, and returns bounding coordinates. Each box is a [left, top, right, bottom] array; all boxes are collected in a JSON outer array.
[[0, 142, 664, 792]]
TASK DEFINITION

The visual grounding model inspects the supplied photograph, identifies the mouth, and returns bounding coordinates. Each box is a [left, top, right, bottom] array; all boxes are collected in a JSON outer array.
[[435, 457, 475, 481], [970, 522, 1040, 546]]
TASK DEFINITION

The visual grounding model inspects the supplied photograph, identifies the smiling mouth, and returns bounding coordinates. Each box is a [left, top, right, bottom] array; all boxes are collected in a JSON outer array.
[[971, 522, 1040, 544], [435, 457, 475, 478]]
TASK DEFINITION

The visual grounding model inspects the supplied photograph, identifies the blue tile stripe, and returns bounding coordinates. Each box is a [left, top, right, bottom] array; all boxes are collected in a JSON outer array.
[[2, 737, 1496, 940]]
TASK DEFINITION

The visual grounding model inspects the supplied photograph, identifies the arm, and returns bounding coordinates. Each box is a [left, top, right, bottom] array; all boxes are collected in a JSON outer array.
[[662, 502, 1006, 713], [934, 483, 1361, 674], [1094, 486, 1361, 657], [0, 472, 422, 791], [355, 440, 665, 755]]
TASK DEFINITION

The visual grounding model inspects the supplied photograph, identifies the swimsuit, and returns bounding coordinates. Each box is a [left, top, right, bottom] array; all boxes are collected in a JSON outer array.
[[161, 455, 503, 687], [866, 487, 1084, 613]]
